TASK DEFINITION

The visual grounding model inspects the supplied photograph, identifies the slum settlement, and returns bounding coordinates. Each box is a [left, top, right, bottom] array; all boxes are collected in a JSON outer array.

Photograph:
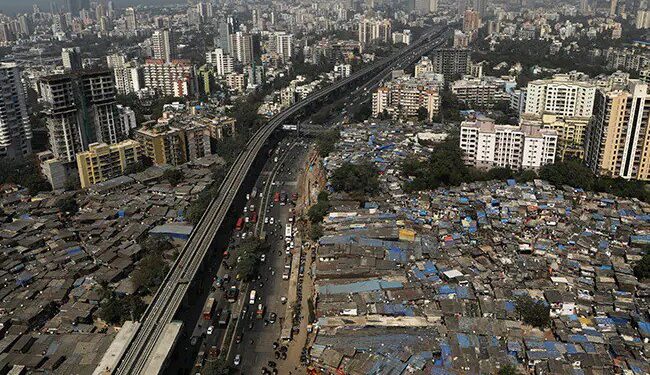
[[309, 121, 650, 374], [0, 155, 222, 373]]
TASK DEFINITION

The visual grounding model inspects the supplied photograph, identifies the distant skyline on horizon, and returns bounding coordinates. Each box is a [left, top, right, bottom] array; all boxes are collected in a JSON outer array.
[[1, 0, 185, 15]]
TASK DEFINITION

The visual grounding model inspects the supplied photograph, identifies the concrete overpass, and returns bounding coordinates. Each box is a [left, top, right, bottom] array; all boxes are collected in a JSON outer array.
[[102, 24, 451, 375]]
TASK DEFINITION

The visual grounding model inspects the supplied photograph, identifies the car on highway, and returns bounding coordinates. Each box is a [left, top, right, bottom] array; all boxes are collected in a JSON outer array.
[[264, 216, 269, 224], [269, 217, 275, 225], [269, 312, 277, 324], [234, 354, 241, 366], [235, 334, 242, 344], [260, 254, 266, 262], [207, 326, 214, 335]]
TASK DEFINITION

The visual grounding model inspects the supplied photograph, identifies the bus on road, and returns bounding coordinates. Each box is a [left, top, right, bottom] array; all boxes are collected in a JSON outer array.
[[285, 224, 292, 241], [202, 297, 215, 321]]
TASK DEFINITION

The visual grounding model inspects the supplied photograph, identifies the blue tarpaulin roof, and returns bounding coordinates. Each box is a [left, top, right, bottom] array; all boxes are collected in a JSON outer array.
[[638, 321, 650, 337], [67, 246, 83, 256], [630, 235, 650, 245], [318, 279, 403, 295], [387, 246, 407, 264]]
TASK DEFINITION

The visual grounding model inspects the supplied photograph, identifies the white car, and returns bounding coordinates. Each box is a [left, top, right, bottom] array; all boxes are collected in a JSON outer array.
[[234, 354, 241, 366], [269, 218, 275, 225], [207, 326, 214, 335], [260, 254, 266, 262], [264, 217, 269, 224]]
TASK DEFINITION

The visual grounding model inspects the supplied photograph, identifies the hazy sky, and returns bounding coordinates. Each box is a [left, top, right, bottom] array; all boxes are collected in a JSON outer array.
[[1, 0, 184, 15]]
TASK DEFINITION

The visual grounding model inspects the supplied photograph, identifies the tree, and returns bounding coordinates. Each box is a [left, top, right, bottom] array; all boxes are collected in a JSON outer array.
[[539, 159, 593, 189], [203, 358, 231, 375], [99, 296, 123, 325], [308, 202, 329, 223], [633, 252, 650, 281], [317, 191, 329, 202], [403, 138, 470, 191], [123, 158, 151, 175], [484, 167, 515, 181], [56, 196, 79, 215], [352, 103, 372, 122], [132, 252, 169, 293], [515, 295, 550, 329], [331, 162, 379, 197], [497, 364, 520, 375], [99, 294, 146, 325], [139, 236, 173, 254], [236, 252, 259, 281], [64, 177, 81, 191], [315, 130, 340, 158], [417, 106, 428, 121], [308, 190, 330, 223], [0, 157, 52, 195], [310, 223, 324, 241], [163, 168, 185, 186], [187, 191, 211, 224]]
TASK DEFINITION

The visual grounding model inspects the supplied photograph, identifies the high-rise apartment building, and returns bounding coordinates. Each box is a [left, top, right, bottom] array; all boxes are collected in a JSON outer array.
[[274, 32, 293, 61], [142, 59, 197, 97], [230, 32, 254, 65], [206, 48, 234, 76], [525, 75, 597, 118], [39, 70, 124, 163], [451, 75, 515, 108], [430, 48, 471, 81], [460, 119, 558, 170], [217, 19, 233, 53], [520, 113, 589, 161], [414, 56, 434, 78], [151, 28, 174, 63], [392, 30, 412, 45], [358, 18, 392, 44], [108, 54, 142, 95], [76, 140, 141, 188], [135, 123, 210, 166], [0, 63, 32, 158], [196, 2, 213, 20], [225, 72, 246, 92], [472, 0, 487, 16], [124, 7, 137, 32], [372, 75, 441, 121], [463, 9, 481, 34], [61, 47, 82, 71], [429, 0, 439, 12], [585, 80, 650, 180], [636, 10, 650, 29]]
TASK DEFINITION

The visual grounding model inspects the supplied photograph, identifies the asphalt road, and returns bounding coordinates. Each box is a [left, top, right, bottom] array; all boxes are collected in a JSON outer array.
[[185, 137, 310, 374]]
